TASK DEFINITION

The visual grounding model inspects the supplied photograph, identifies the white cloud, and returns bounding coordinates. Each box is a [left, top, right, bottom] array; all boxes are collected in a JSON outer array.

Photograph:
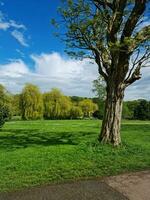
[[31, 52, 85, 78], [0, 11, 26, 31], [30, 52, 98, 96], [0, 21, 9, 30], [0, 53, 98, 96], [0, 11, 28, 46], [0, 52, 149, 99], [125, 67, 150, 100], [11, 30, 28, 47], [9, 20, 26, 30], [0, 59, 29, 78]]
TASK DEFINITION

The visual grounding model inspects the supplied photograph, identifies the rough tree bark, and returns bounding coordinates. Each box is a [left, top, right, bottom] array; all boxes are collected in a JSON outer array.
[[99, 82, 125, 146]]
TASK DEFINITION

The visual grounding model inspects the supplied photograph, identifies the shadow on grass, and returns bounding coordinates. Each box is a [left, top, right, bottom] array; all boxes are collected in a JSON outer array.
[[0, 129, 96, 150], [121, 124, 150, 132]]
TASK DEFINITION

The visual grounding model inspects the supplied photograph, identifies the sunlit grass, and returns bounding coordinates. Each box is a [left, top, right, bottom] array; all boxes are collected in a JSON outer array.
[[0, 120, 149, 192]]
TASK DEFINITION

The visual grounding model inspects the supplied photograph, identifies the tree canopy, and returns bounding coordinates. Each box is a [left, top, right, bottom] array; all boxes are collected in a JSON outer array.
[[43, 88, 72, 119], [79, 99, 98, 118], [20, 84, 43, 120], [0, 84, 12, 127], [57, 0, 150, 85]]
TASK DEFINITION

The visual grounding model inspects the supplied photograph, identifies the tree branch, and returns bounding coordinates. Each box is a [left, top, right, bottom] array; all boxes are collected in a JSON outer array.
[[108, 0, 127, 43], [121, 0, 146, 41], [124, 63, 142, 86], [125, 47, 150, 87], [93, 0, 113, 10], [125, 49, 140, 82], [130, 25, 150, 52], [94, 50, 108, 81]]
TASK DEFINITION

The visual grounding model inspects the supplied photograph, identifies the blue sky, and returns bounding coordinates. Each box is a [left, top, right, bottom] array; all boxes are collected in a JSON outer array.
[[0, 0, 65, 64], [0, 0, 150, 99]]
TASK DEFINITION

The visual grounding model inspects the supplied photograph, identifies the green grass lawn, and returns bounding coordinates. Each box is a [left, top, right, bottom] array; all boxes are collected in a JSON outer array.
[[0, 120, 150, 192]]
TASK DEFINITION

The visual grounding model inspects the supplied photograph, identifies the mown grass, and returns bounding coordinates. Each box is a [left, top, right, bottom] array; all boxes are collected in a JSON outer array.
[[0, 120, 149, 192]]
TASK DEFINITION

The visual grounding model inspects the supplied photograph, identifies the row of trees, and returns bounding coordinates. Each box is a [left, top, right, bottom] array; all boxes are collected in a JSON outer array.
[[0, 83, 149, 125], [0, 84, 98, 121], [93, 98, 150, 121], [123, 100, 150, 120]]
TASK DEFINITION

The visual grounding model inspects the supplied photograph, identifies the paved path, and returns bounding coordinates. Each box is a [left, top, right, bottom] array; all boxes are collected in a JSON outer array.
[[106, 170, 150, 200], [0, 171, 149, 200]]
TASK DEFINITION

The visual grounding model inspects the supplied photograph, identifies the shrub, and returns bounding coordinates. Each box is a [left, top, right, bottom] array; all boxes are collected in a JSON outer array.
[[0, 106, 10, 128]]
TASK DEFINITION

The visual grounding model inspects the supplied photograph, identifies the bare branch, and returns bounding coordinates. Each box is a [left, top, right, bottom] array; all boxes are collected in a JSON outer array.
[[125, 46, 150, 87], [125, 49, 140, 82]]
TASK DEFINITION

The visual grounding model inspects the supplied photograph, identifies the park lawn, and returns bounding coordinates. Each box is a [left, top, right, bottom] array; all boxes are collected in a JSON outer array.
[[0, 120, 150, 192]]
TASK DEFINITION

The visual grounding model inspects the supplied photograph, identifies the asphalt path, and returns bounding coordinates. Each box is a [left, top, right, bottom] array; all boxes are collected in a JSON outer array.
[[0, 180, 127, 200], [0, 171, 149, 200]]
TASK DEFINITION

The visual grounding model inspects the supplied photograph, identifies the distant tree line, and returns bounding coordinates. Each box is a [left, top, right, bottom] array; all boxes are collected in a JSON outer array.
[[0, 83, 149, 127], [0, 84, 98, 123], [93, 98, 150, 121]]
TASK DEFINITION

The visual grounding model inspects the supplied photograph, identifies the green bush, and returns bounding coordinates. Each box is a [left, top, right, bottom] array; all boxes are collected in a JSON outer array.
[[0, 106, 10, 128], [0, 111, 5, 128]]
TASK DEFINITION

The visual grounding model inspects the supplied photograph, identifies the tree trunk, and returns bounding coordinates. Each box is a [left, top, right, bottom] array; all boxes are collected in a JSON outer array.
[[99, 84, 125, 146]]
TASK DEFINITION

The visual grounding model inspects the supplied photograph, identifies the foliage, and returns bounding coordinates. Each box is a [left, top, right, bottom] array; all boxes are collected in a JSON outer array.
[[20, 84, 43, 120], [79, 99, 98, 118], [122, 100, 150, 120], [0, 106, 10, 128], [92, 76, 106, 101], [1, 84, 150, 121], [43, 88, 72, 119], [60, 96, 72, 119], [134, 99, 150, 120], [0, 84, 8, 106], [0, 120, 149, 192], [70, 106, 83, 119], [124, 100, 139, 120], [12, 94, 21, 116], [43, 89, 62, 119], [57, 0, 150, 79], [71, 96, 86, 105], [0, 84, 12, 125], [122, 102, 133, 119], [92, 76, 106, 119], [0, 108, 5, 128]]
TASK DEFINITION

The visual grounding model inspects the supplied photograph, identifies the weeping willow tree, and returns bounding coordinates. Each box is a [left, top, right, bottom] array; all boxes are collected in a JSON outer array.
[[43, 88, 72, 119], [54, 0, 150, 146], [20, 84, 43, 120]]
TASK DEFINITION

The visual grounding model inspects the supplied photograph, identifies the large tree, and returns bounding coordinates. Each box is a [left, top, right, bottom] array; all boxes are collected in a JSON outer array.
[[56, 0, 150, 146], [43, 88, 72, 119], [20, 84, 43, 120]]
